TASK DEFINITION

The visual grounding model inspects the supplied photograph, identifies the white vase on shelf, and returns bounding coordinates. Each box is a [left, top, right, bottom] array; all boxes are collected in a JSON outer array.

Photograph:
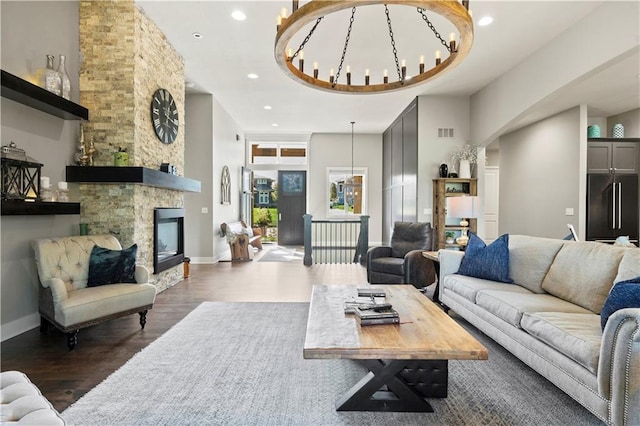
[[459, 159, 471, 178]]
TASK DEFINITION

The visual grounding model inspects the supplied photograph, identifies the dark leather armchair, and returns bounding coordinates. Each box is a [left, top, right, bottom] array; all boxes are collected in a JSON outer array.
[[366, 222, 436, 288]]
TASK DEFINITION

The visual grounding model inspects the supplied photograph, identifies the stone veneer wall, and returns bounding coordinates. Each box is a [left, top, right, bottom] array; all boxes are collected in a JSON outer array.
[[79, 0, 185, 292]]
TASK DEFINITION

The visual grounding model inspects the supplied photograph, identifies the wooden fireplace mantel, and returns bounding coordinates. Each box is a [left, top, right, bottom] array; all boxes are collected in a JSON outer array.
[[66, 166, 201, 193]]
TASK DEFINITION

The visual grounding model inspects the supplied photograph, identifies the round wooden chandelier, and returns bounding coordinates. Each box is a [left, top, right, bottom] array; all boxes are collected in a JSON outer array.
[[274, 0, 474, 94]]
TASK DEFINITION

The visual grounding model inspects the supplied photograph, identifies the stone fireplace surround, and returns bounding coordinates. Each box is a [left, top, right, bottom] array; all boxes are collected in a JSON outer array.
[[77, 0, 191, 292]]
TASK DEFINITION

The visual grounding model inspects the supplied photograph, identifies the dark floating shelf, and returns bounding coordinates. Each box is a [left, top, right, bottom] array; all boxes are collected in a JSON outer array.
[[588, 138, 640, 142], [1, 69, 89, 121], [66, 166, 201, 193], [1, 200, 80, 216]]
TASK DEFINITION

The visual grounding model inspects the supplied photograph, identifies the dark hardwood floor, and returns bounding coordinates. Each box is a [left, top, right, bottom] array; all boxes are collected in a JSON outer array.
[[0, 246, 368, 412]]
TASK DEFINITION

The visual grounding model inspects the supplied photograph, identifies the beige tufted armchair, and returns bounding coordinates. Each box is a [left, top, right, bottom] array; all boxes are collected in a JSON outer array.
[[31, 235, 157, 350]]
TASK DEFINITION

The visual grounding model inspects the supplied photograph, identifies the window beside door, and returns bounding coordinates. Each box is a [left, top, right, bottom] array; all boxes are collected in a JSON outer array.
[[327, 167, 367, 217]]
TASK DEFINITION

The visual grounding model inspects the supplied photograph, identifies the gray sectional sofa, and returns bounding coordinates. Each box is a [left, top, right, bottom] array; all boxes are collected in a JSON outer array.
[[438, 235, 640, 426]]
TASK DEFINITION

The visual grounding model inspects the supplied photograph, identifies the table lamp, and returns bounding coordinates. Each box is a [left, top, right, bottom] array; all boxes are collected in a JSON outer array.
[[446, 196, 478, 246]]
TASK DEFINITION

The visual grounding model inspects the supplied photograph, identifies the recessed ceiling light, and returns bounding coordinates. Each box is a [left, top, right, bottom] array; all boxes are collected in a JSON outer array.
[[264, 105, 272, 110], [478, 16, 493, 27], [185, 81, 195, 88], [192, 32, 203, 39], [272, 123, 279, 127], [248, 73, 259, 79], [231, 10, 246, 21]]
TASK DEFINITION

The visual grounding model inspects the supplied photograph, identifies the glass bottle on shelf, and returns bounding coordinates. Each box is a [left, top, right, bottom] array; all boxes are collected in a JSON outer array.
[[44, 54, 61, 96], [57, 54, 71, 100]]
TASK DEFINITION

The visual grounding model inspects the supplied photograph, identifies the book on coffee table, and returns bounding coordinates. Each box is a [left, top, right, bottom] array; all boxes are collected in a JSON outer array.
[[354, 307, 399, 320], [357, 316, 401, 326], [357, 288, 386, 298]]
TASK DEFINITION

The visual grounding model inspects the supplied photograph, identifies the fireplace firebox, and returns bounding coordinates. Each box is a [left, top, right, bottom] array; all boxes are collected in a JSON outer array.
[[154, 208, 184, 274]]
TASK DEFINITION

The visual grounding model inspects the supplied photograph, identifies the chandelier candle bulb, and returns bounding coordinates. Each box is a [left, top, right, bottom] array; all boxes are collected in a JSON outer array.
[[435, 50, 441, 65], [384, 68, 388, 84], [401, 59, 406, 79], [329, 68, 335, 84], [449, 33, 457, 52], [280, 7, 288, 18], [313, 62, 318, 79], [287, 48, 293, 61], [298, 51, 304, 72], [420, 55, 425, 73], [365, 69, 370, 85], [347, 65, 351, 85]]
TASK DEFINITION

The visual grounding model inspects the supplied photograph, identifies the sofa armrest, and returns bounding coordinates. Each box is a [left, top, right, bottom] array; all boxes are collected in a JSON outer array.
[[404, 250, 436, 288], [598, 308, 640, 426], [366, 246, 392, 282], [46, 278, 68, 303], [135, 264, 150, 284], [438, 249, 465, 278]]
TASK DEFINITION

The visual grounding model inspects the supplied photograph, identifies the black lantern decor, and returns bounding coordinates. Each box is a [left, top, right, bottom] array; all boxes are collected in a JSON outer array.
[[1, 143, 42, 201]]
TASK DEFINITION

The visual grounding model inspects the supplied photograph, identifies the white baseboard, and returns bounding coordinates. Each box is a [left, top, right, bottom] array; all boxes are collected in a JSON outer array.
[[1, 313, 39, 342], [189, 257, 217, 264]]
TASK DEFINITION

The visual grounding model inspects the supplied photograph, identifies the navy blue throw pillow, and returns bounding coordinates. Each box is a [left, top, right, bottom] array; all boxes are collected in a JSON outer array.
[[88, 244, 138, 287], [600, 275, 640, 331], [457, 232, 513, 283]]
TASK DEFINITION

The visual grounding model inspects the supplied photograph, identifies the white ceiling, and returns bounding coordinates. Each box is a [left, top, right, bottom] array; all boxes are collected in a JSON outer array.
[[136, 1, 639, 135]]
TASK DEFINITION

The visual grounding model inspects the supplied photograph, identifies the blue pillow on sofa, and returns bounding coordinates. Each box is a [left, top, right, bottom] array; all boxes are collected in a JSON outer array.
[[457, 232, 513, 283], [600, 275, 640, 331], [88, 244, 138, 287]]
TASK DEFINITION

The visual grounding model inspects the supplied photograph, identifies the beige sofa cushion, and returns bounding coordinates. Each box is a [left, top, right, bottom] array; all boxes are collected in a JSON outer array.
[[476, 290, 592, 328], [508, 235, 565, 293], [541, 241, 627, 314], [443, 274, 532, 304], [614, 248, 640, 284], [55, 283, 156, 327], [521, 312, 602, 374]]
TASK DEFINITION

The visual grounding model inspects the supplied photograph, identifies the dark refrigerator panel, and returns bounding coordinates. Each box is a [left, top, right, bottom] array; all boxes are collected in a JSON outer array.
[[587, 174, 639, 243]]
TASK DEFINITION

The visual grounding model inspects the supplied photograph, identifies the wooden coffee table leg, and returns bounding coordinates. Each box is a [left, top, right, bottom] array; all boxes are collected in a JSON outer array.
[[336, 360, 435, 412]]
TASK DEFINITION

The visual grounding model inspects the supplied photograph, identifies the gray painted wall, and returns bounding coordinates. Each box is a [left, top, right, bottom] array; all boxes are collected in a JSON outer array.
[[1, 1, 81, 339], [499, 107, 582, 238], [211, 97, 245, 261], [607, 108, 640, 138], [416, 95, 472, 225], [308, 133, 383, 245], [184, 94, 214, 260]]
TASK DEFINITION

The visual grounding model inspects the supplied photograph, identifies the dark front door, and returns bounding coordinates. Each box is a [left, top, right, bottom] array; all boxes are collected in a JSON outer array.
[[278, 171, 306, 245]]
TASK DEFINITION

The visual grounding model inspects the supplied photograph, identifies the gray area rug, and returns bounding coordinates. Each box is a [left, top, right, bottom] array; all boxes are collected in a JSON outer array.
[[63, 302, 602, 425], [257, 246, 304, 262]]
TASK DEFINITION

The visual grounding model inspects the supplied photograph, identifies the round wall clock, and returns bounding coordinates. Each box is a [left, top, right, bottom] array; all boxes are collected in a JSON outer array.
[[150, 88, 179, 144]]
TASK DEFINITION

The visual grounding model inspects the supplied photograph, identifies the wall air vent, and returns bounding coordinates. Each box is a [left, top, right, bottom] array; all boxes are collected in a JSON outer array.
[[438, 128, 454, 138]]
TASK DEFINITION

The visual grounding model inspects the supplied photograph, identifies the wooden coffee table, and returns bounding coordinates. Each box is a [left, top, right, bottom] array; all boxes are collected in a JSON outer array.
[[304, 284, 488, 412]]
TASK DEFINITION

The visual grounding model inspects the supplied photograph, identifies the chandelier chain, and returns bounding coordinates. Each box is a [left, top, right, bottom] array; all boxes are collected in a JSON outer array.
[[416, 8, 452, 52], [334, 7, 356, 86], [384, 5, 403, 83], [291, 17, 324, 60]]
